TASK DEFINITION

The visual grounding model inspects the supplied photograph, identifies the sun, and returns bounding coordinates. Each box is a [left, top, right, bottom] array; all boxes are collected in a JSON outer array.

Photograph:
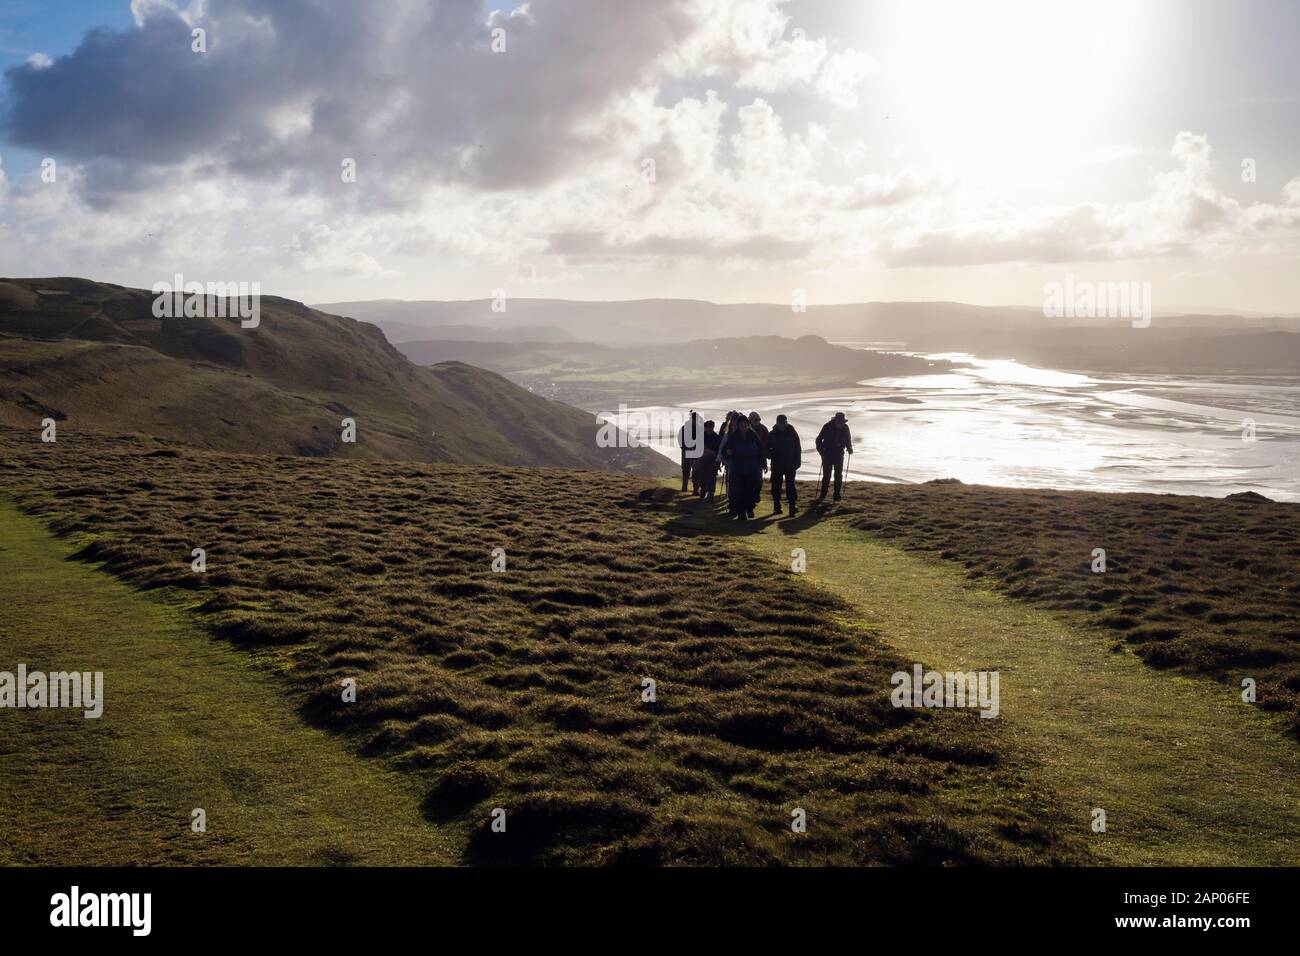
[[878, 0, 1147, 183]]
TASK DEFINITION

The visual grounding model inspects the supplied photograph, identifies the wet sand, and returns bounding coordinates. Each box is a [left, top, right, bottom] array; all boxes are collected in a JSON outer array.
[[613, 352, 1300, 501]]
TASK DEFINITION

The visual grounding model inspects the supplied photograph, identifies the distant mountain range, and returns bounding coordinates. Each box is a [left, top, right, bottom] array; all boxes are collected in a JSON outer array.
[[0, 279, 671, 476], [315, 297, 1300, 347], [365, 320, 579, 345], [906, 326, 1300, 374]]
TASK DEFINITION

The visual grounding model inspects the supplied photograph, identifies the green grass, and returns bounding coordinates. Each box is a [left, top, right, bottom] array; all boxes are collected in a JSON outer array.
[[676, 495, 1300, 865], [1, 433, 1085, 865], [0, 498, 456, 866], [0, 337, 98, 364], [831, 481, 1300, 735]]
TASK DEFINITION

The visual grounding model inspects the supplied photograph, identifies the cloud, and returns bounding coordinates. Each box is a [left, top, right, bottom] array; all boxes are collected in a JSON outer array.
[[813, 49, 879, 109], [524, 91, 936, 271], [824, 170, 935, 211], [2, 0, 702, 199], [885, 207, 1128, 267], [284, 222, 401, 277], [547, 230, 815, 262], [884, 133, 1300, 267], [2, 0, 877, 215], [671, 0, 878, 107], [0, 0, 896, 296], [31, 3, 1295, 294]]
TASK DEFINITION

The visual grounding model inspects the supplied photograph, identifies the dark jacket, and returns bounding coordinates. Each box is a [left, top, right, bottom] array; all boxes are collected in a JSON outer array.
[[767, 424, 802, 470], [816, 419, 853, 457], [723, 429, 765, 475], [749, 421, 770, 448]]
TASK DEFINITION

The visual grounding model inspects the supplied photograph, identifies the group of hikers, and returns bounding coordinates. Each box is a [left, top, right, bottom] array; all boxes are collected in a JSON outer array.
[[677, 410, 854, 521]]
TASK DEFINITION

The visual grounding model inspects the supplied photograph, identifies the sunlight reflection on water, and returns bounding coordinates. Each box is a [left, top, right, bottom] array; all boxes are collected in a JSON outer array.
[[616, 351, 1300, 502]]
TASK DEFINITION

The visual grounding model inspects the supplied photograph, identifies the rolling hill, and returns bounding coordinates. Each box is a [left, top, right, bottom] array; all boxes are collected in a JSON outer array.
[[395, 334, 951, 407], [0, 278, 672, 476], [316, 297, 1300, 348]]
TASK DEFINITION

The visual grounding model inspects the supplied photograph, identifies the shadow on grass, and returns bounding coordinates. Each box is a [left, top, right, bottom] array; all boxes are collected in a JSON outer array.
[[420, 761, 499, 823], [664, 482, 852, 539]]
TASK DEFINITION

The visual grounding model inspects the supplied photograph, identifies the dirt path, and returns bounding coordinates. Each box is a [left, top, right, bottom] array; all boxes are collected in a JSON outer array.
[[0, 500, 453, 865], [680, 499, 1300, 865]]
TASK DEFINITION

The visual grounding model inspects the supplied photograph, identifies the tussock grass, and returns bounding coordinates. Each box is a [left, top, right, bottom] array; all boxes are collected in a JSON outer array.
[[2, 430, 1083, 865], [0, 500, 456, 865], [703, 499, 1300, 865], [827, 481, 1300, 736]]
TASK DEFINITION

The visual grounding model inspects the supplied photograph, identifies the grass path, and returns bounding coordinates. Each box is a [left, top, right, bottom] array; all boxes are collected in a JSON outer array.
[[0, 500, 454, 865], [679, 498, 1300, 865]]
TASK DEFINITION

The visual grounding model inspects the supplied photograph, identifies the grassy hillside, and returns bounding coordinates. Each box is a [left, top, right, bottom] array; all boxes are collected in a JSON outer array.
[[0, 501, 456, 866], [825, 481, 1300, 735], [1, 429, 1082, 865], [681, 500, 1300, 865], [0, 278, 671, 477]]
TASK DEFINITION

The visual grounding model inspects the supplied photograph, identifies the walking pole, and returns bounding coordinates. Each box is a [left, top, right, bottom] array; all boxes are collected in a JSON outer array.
[[845, 451, 852, 500]]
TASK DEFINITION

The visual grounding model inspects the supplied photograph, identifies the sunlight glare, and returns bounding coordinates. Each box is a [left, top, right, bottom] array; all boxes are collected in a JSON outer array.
[[880, 0, 1146, 183]]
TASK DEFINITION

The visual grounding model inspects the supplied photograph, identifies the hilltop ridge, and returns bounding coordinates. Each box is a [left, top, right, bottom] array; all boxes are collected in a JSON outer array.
[[0, 278, 671, 476]]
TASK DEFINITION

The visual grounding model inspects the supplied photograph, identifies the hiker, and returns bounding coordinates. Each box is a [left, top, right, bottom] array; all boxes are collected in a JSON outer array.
[[678, 410, 701, 493], [717, 411, 739, 453], [716, 411, 741, 499], [692, 419, 721, 500], [740, 413, 765, 512], [748, 413, 769, 510], [815, 411, 853, 502], [747, 411, 770, 452], [767, 413, 801, 515], [722, 414, 764, 521]]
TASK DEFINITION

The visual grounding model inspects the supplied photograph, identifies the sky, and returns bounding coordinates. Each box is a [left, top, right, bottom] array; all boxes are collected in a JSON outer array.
[[1, 0, 1298, 313]]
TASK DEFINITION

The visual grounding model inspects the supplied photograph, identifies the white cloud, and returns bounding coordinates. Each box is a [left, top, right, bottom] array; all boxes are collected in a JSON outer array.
[[885, 133, 1300, 267], [813, 48, 879, 109], [284, 223, 400, 277], [672, 0, 877, 108]]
